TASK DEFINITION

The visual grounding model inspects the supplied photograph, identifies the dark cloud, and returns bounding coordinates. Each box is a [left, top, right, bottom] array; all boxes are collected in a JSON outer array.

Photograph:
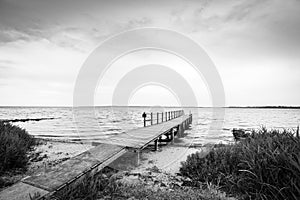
[[168, 0, 300, 65], [224, 0, 271, 22], [0, 0, 154, 52], [0, 0, 300, 105], [1, 0, 299, 59]]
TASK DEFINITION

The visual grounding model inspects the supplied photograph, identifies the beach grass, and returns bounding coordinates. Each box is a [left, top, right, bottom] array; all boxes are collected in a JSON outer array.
[[3, 122, 300, 199], [180, 127, 300, 199], [0, 122, 36, 175], [50, 168, 232, 200]]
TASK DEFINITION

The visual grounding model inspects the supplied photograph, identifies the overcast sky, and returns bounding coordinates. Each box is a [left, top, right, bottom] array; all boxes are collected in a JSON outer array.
[[0, 0, 300, 106]]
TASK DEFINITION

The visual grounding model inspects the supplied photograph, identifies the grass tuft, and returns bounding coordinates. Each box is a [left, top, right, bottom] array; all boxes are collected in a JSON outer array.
[[180, 127, 300, 199], [0, 121, 36, 174], [51, 170, 232, 200]]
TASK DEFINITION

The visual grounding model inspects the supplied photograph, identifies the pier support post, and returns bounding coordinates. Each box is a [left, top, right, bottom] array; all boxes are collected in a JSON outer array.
[[178, 123, 184, 137], [166, 132, 170, 140], [143, 112, 146, 127], [171, 128, 175, 144], [136, 150, 140, 166], [137, 151, 139, 166], [154, 139, 158, 151]]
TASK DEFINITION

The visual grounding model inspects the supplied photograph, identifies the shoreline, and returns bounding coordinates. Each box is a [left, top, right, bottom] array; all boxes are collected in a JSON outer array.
[[1, 137, 205, 189], [29, 138, 210, 175], [1, 133, 240, 199]]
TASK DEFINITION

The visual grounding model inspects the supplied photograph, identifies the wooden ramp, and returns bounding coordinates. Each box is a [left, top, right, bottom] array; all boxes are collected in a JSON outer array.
[[0, 110, 192, 200], [0, 144, 126, 200], [22, 144, 126, 192]]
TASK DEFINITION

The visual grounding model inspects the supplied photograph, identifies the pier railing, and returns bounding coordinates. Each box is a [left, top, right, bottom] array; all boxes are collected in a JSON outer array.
[[142, 110, 184, 127]]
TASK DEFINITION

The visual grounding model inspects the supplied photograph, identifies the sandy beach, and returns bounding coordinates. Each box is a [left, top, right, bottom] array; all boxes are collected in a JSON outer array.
[[134, 145, 209, 175], [28, 138, 207, 175], [27, 139, 93, 173], [1, 135, 231, 199]]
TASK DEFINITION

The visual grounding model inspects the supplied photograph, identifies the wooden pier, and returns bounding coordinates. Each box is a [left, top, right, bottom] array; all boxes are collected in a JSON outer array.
[[0, 110, 192, 200]]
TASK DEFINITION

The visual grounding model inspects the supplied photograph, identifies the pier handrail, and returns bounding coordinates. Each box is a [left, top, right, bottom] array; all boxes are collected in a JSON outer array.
[[142, 110, 184, 127]]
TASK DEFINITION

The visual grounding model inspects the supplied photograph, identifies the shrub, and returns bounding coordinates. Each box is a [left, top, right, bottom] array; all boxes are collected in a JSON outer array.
[[52, 170, 231, 200], [180, 128, 300, 200], [0, 121, 36, 173]]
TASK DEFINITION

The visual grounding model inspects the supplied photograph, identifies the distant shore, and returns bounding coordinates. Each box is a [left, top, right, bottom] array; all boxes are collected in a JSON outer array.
[[1, 105, 300, 109], [228, 106, 300, 109]]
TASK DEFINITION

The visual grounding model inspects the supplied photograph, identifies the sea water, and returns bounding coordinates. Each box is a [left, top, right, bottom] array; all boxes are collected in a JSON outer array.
[[0, 107, 299, 145]]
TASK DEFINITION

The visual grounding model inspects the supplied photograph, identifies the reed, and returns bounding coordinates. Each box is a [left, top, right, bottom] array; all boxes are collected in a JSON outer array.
[[180, 127, 300, 199], [0, 121, 36, 174]]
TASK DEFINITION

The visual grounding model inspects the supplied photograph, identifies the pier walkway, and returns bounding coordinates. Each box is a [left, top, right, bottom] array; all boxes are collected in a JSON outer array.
[[0, 110, 192, 200]]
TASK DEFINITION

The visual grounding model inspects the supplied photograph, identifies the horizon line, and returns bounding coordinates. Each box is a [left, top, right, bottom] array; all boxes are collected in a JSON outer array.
[[1, 105, 300, 109]]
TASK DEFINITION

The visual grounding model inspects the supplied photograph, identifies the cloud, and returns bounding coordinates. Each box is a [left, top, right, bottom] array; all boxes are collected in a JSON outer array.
[[0, 0, 299, 106], [0, 29, 30, 43], [223, 0, 271, 22], [168, 0, 300, 66]]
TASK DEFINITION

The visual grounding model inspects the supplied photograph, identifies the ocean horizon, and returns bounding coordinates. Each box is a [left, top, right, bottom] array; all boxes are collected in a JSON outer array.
[[1, 106, 299, 145]]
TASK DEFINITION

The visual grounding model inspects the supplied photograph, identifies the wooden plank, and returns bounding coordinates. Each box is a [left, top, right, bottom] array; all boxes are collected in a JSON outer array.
[[22, 144, 125, 192], [0, 182, 49, 200], [105, 115, 191, 149]]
